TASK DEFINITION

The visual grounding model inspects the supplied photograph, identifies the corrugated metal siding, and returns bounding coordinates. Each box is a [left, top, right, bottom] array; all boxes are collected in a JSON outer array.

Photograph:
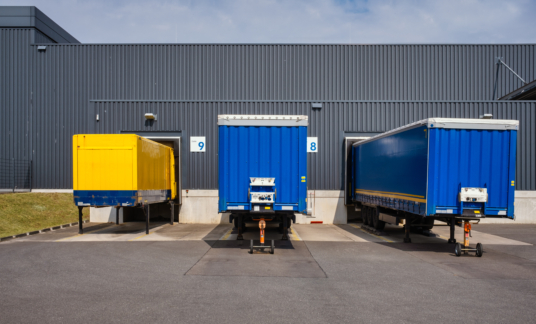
[[83, 101, 536, 191], [31, 44, 536, 101], [0, 29, 32, 164], [218, 125, 306, 211], [1, 37, 535, 190], [34, 29, 56, 44], [429, 127, 513, 211]]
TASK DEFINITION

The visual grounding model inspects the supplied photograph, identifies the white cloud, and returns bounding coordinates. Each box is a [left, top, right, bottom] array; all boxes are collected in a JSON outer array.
[[3, 0, 536, 43]]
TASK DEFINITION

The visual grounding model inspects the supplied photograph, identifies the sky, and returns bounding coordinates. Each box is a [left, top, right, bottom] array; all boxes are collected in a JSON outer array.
[[2, 0, 536, 43]]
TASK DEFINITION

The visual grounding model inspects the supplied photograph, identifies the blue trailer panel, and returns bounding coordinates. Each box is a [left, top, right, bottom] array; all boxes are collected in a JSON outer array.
[[218, 114, 308, 215], [352, 118, 518, 220]]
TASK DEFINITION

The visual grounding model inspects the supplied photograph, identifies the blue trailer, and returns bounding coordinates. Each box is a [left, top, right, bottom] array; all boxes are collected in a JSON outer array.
[[351, 118, 518, 251], [218, 115, 308, 241]]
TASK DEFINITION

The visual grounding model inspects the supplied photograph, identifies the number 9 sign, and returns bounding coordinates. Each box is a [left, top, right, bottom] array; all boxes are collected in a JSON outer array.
[[307, 137, 318, 153], [190, 136, 206, 152]]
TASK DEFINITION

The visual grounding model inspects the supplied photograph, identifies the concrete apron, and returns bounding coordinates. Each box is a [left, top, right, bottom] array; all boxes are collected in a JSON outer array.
[[9, 221, 531, 246], [88, 190, 536, 225]]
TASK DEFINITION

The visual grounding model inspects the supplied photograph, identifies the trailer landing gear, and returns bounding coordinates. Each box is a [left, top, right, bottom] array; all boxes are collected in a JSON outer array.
[[249, 218, 275, 254], [448, 217, 457, 244], [454, 220, 483, 257], [404, 215, 411, 243], [281, 214, 289, 241], [237, 215, 244, 240], [78, 206, 84, 234]]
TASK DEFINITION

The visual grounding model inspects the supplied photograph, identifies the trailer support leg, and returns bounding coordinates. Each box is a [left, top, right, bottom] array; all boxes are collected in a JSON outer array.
[[237, 215, 244, 240], [448, 217, 456, 244], [145, 204, 150, 235], [170, 202, 174, 225], [282, 215, 289, 241], [78, 206, 84, 234], [404, 216, 411, 243], [116, 207, 120, 225]]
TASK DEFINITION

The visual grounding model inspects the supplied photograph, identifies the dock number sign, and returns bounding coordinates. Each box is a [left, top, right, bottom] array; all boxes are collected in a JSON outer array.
[[307, 137, 318, 153], [190, 136, 206, 152]]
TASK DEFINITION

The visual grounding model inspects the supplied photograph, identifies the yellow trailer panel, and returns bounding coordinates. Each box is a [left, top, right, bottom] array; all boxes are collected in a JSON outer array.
[[73, 134, 176, 207]]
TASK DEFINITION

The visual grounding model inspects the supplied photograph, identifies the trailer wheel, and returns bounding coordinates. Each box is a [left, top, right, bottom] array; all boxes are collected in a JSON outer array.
[[372, 209, 386, 230], [476, 243, 483, 257], [270, 240, 275, 254], [362, 207, 369, 226], [454, 243, 461, 257], [367, 207, 373, 226], [421, 217, 434, 230]]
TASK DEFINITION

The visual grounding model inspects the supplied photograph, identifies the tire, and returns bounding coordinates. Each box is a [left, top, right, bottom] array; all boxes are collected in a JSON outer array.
[[454, 243, 461, 257], [367, 208, 373, 226], [476, 243, 483, 257], [249, 240, 253, 254], [270, 240, 275, 254], [362, 207, 369, 226], [421, 217, 434, 231], [372, 208, 386, 230]]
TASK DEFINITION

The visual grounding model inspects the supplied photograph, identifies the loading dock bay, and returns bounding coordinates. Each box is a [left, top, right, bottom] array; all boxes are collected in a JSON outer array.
[[1, 221, 536, 323]]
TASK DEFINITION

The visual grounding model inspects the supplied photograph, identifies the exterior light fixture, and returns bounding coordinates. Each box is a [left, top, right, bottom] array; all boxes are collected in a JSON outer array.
[[144, 113, 157, 121], [312, 103, 322, 109], [37, 46, 46, 51], [479, 114, 493, 119]]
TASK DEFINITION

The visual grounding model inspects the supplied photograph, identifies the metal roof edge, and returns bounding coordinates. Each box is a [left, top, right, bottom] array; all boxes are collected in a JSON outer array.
[[89, 99, 536, 104], [28, 42, 536, 46]]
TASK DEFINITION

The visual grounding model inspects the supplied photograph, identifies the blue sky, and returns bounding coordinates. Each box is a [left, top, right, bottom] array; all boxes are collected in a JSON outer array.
[[3, 0, 536, 43]]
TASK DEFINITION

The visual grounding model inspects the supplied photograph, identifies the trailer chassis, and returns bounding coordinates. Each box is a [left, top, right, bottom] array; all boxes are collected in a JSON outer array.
[[229, 212, 295, 241]]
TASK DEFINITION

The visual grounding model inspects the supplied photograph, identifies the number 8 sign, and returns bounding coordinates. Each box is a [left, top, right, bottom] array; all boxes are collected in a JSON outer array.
[[190, 136, 206, 152], [307, 137, 318, 153]]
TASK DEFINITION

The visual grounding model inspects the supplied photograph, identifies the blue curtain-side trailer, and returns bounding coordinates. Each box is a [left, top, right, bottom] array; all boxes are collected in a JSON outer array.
[[218, 115, 308, 242], [351, 118, 518, 254]]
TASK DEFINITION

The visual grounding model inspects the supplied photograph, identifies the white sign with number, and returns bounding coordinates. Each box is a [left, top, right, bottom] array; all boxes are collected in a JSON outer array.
[[307, 137, 318, 153], [190, 136, 206, 152]]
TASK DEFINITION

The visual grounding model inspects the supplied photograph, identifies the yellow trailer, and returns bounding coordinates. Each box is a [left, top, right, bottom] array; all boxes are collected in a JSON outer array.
[[72, 134, 177, 233]]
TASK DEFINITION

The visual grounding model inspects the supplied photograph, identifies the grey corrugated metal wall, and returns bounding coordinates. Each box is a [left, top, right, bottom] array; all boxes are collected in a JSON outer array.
[[34, 29, 56, 44], [1, 29, 535, 190], [87, 100, 535, 191], [30, 44, 536, 101], [0, 29, 32, 164]]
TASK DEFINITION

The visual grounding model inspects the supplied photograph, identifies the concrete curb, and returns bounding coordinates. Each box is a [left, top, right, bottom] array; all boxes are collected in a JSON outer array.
[[0, 220, 89, 242]]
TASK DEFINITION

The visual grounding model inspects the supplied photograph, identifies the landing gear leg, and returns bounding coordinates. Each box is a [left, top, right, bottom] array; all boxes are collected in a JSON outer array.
[[116, 206, 121, 225], [144, 204, 150, 235], [448, 217, 456, 244], [169, 202, 174, 225], [237, 215, 244, 240], [78, 206, 84, 234], [404, 215, 411, 243], [282, 214, 289, 241]]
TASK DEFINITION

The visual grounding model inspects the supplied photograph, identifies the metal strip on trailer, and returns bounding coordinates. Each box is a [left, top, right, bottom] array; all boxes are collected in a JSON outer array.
[[353, 118, 519, 147], [217, 115, 309, 127]]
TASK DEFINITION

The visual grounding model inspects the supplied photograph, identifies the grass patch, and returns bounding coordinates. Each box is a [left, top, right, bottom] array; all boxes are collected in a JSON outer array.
[[0, 193, 89, 237]]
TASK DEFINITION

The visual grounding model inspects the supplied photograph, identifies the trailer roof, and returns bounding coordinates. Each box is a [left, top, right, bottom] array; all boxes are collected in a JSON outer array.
[[217, 115, 308, 126], [353, 118, 519, 147]]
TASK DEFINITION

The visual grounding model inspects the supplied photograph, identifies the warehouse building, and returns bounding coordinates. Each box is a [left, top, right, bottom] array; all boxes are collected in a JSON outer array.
[[1, 6, 535, 224]]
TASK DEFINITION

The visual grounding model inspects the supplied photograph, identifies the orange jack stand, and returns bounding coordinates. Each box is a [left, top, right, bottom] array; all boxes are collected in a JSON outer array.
[[454, 220, 483, 257], [249, 218, 275, 254]]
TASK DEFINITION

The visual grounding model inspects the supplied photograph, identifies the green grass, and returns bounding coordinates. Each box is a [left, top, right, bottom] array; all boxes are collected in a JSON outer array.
[[0, 193, 89, 238]]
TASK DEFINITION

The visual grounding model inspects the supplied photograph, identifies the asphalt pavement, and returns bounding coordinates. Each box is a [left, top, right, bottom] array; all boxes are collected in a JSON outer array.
[[1, 221, 535, 323]]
